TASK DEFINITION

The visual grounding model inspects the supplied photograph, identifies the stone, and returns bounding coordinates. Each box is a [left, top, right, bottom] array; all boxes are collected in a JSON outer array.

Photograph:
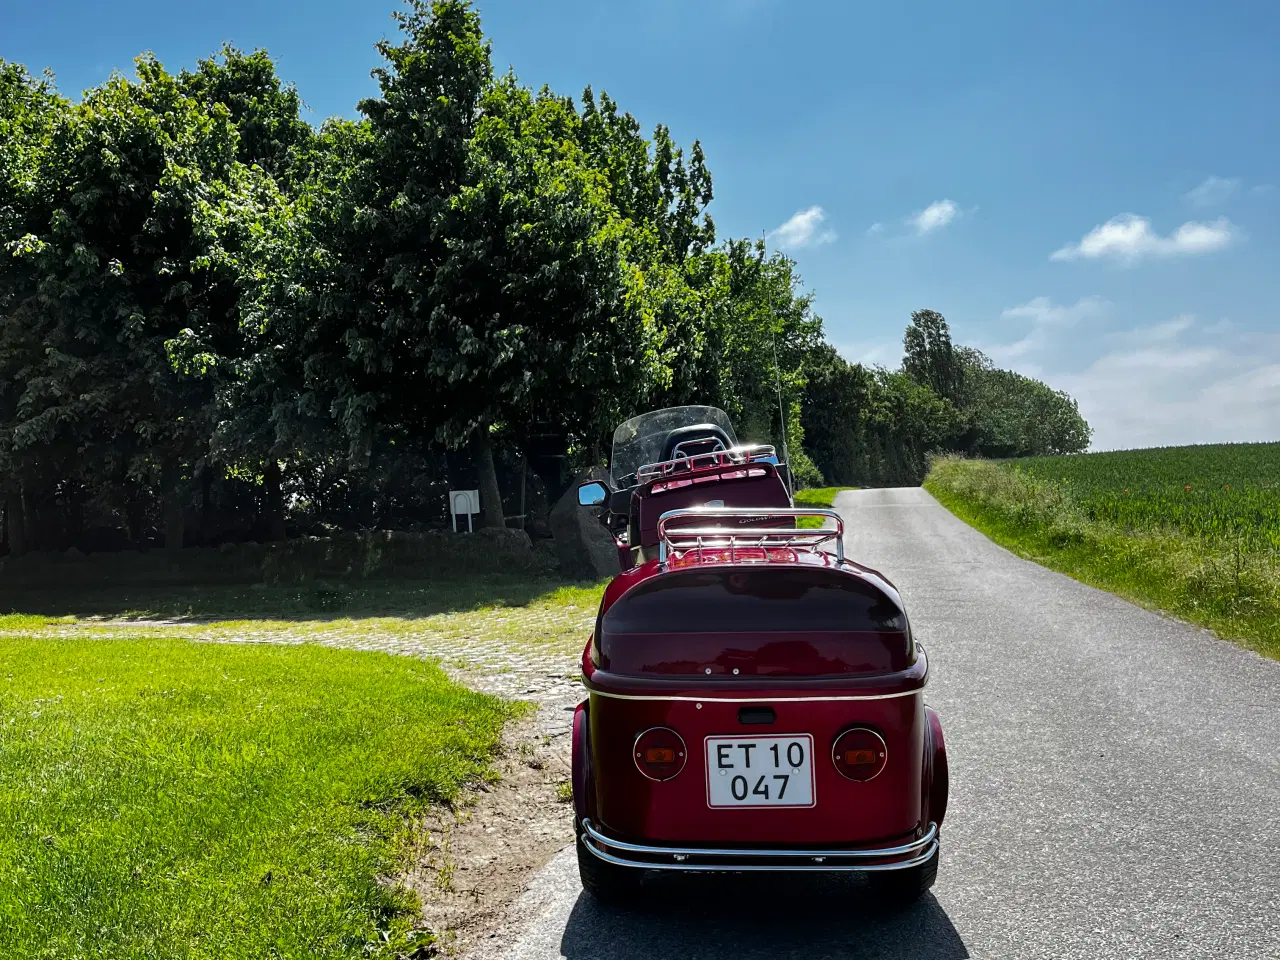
[[64, 546, 88, 561], [548, 467, 620, 580]]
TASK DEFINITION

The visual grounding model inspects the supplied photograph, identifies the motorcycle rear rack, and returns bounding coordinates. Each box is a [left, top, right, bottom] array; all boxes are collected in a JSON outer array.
[[636, 444, 778, 483], [656, 507, 844, 566]]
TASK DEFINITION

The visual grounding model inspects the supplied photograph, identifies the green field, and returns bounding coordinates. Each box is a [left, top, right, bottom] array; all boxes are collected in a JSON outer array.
[[0, 634, 514, 959], [925, 443, 1280, 661], [1011, 443, 1280, 552]]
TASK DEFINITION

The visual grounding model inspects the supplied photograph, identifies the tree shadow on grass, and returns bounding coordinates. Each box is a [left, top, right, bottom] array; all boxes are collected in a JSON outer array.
[[0, 573, 605, 624], [560, 872, 968, 960]]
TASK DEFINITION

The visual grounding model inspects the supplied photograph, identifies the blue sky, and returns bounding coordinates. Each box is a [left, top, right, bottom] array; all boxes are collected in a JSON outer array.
[[7, 0, 1279, 450]]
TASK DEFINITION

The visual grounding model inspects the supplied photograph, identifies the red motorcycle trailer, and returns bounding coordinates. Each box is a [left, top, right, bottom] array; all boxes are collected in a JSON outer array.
[[570, 506, 949, 905]]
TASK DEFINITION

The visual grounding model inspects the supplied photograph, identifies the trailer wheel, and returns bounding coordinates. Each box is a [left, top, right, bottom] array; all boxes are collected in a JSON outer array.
[[868, 843, 939, 907], [575, 822, 643, 905]]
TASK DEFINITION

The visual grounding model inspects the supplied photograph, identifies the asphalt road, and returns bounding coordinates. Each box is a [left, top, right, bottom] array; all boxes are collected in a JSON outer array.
[[467, 487, 1280, 960]]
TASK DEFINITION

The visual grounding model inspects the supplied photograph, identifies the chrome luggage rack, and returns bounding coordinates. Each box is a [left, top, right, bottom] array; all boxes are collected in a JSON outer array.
[[636, 444, 778, 483], [656, 507, 844, 566]]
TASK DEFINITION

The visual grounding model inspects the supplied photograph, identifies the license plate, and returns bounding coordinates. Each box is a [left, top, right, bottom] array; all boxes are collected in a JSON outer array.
[[704, 734, 816, 808]]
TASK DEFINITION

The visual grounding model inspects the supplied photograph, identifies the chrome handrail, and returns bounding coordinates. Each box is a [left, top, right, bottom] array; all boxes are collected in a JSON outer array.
[[636, 444, 778, 482], [656, 507, 844, 566]]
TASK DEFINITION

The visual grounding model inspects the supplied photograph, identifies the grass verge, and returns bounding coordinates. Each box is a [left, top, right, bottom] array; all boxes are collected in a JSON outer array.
[[794, 487, 857, 528], [0, 635, 516, 959], [925, 455, 1279, 661]]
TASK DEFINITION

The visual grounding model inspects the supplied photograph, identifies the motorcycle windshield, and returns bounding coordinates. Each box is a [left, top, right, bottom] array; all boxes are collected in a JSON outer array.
[[610, 406, 738, 488]]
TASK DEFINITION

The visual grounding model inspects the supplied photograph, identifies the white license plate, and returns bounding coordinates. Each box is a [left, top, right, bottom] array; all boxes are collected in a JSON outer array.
[[704, 734, 816, 808]]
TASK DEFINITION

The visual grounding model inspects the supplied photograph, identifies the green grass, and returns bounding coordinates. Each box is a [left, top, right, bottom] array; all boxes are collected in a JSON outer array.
[[794, 486, 857, 527], [0, 614, 71, 630], [793, 486, 856, 508], [925, 452, 1280, 661], [0, 635, 515, 959]]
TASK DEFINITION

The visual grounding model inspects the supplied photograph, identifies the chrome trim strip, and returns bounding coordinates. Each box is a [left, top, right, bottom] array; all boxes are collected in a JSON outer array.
[[585, 686, 924, 704], [580, 819, 938, 872]]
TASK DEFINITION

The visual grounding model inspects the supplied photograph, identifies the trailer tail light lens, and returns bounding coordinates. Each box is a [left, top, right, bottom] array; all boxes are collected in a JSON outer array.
[[832, 727, 887, 782], [633, 727, 687, 781]]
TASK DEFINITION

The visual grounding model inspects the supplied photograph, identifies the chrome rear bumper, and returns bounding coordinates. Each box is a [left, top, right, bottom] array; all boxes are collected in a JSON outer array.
[[579, 818, 938, 873]]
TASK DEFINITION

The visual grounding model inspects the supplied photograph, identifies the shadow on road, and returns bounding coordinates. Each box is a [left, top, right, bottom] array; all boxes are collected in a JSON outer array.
[[0, 573, 598, 623], [559, 874, 968, 959]]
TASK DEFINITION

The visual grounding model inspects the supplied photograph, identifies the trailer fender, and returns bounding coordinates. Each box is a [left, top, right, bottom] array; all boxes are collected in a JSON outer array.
[[572, 699, 595, 821], [924, 704, 949, 829]]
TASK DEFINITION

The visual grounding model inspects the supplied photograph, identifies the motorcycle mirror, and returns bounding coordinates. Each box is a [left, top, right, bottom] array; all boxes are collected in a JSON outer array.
[[577, 481, 608, 507]]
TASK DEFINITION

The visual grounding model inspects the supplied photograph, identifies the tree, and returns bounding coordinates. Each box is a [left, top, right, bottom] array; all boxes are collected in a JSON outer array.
[[692, 241, 825, 483], [800, 344, 871, 486], [178, 45, 313, 185], [957, 348, 1091, 457], [4, 56, 262, 550], [424, 80, 669, 498], [903, 308, 964, 404], [0, 61, 72, 553]]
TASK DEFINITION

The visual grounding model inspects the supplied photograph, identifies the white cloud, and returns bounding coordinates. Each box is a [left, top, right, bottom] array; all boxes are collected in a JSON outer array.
[[1001, 295, 1108, 327], [1050, 214, 1235, 264], [1184, 176, 1240, 207], [1057, 322, 1280, 450], [976, 307, 1280, 450], [866, 222, 884, 235], [767, 206, 836, 250], [908, 199, 958, 235], [984, 296, 1108, 366]]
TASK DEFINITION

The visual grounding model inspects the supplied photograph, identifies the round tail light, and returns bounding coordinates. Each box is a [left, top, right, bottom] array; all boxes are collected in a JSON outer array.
[[633, 727, 687, 781], [832, 727, 887, 781]]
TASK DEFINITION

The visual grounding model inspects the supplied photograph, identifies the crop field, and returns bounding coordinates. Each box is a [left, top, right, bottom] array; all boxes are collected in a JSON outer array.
[[925, 444, 1280, 661], [1010, 443, 1280, 553]]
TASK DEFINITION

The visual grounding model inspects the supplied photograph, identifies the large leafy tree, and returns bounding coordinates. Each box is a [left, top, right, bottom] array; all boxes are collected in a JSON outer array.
[[177, 45, 313, 185], [0, 61, 72, 553], [424, 80, 668, 501], [274, 0, 501, 519], [801, 345, 962, 487], [5, 56, 265, 549], [903, 308, 965, 405], [958, 348, 1091, 456], [691, 240, 826, 484]]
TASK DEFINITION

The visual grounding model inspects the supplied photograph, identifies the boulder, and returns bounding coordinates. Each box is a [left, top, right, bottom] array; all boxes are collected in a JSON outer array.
[[549, 467, 621, 580]]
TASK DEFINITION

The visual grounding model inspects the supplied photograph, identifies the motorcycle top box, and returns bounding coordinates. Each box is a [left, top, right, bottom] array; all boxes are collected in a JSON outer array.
[[570, 506, 949, 905]]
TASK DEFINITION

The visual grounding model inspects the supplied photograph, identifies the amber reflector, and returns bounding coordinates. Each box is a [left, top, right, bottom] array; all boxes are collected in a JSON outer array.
[[633, 727, 687, 781], [832, 728, 887, 782]]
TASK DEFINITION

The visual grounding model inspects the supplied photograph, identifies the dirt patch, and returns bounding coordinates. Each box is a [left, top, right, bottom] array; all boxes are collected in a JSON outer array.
[[405, 711, 577, 956]]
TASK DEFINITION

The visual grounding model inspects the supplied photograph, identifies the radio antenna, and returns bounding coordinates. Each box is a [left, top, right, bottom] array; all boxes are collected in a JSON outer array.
[[772, 337, 794, 499]]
